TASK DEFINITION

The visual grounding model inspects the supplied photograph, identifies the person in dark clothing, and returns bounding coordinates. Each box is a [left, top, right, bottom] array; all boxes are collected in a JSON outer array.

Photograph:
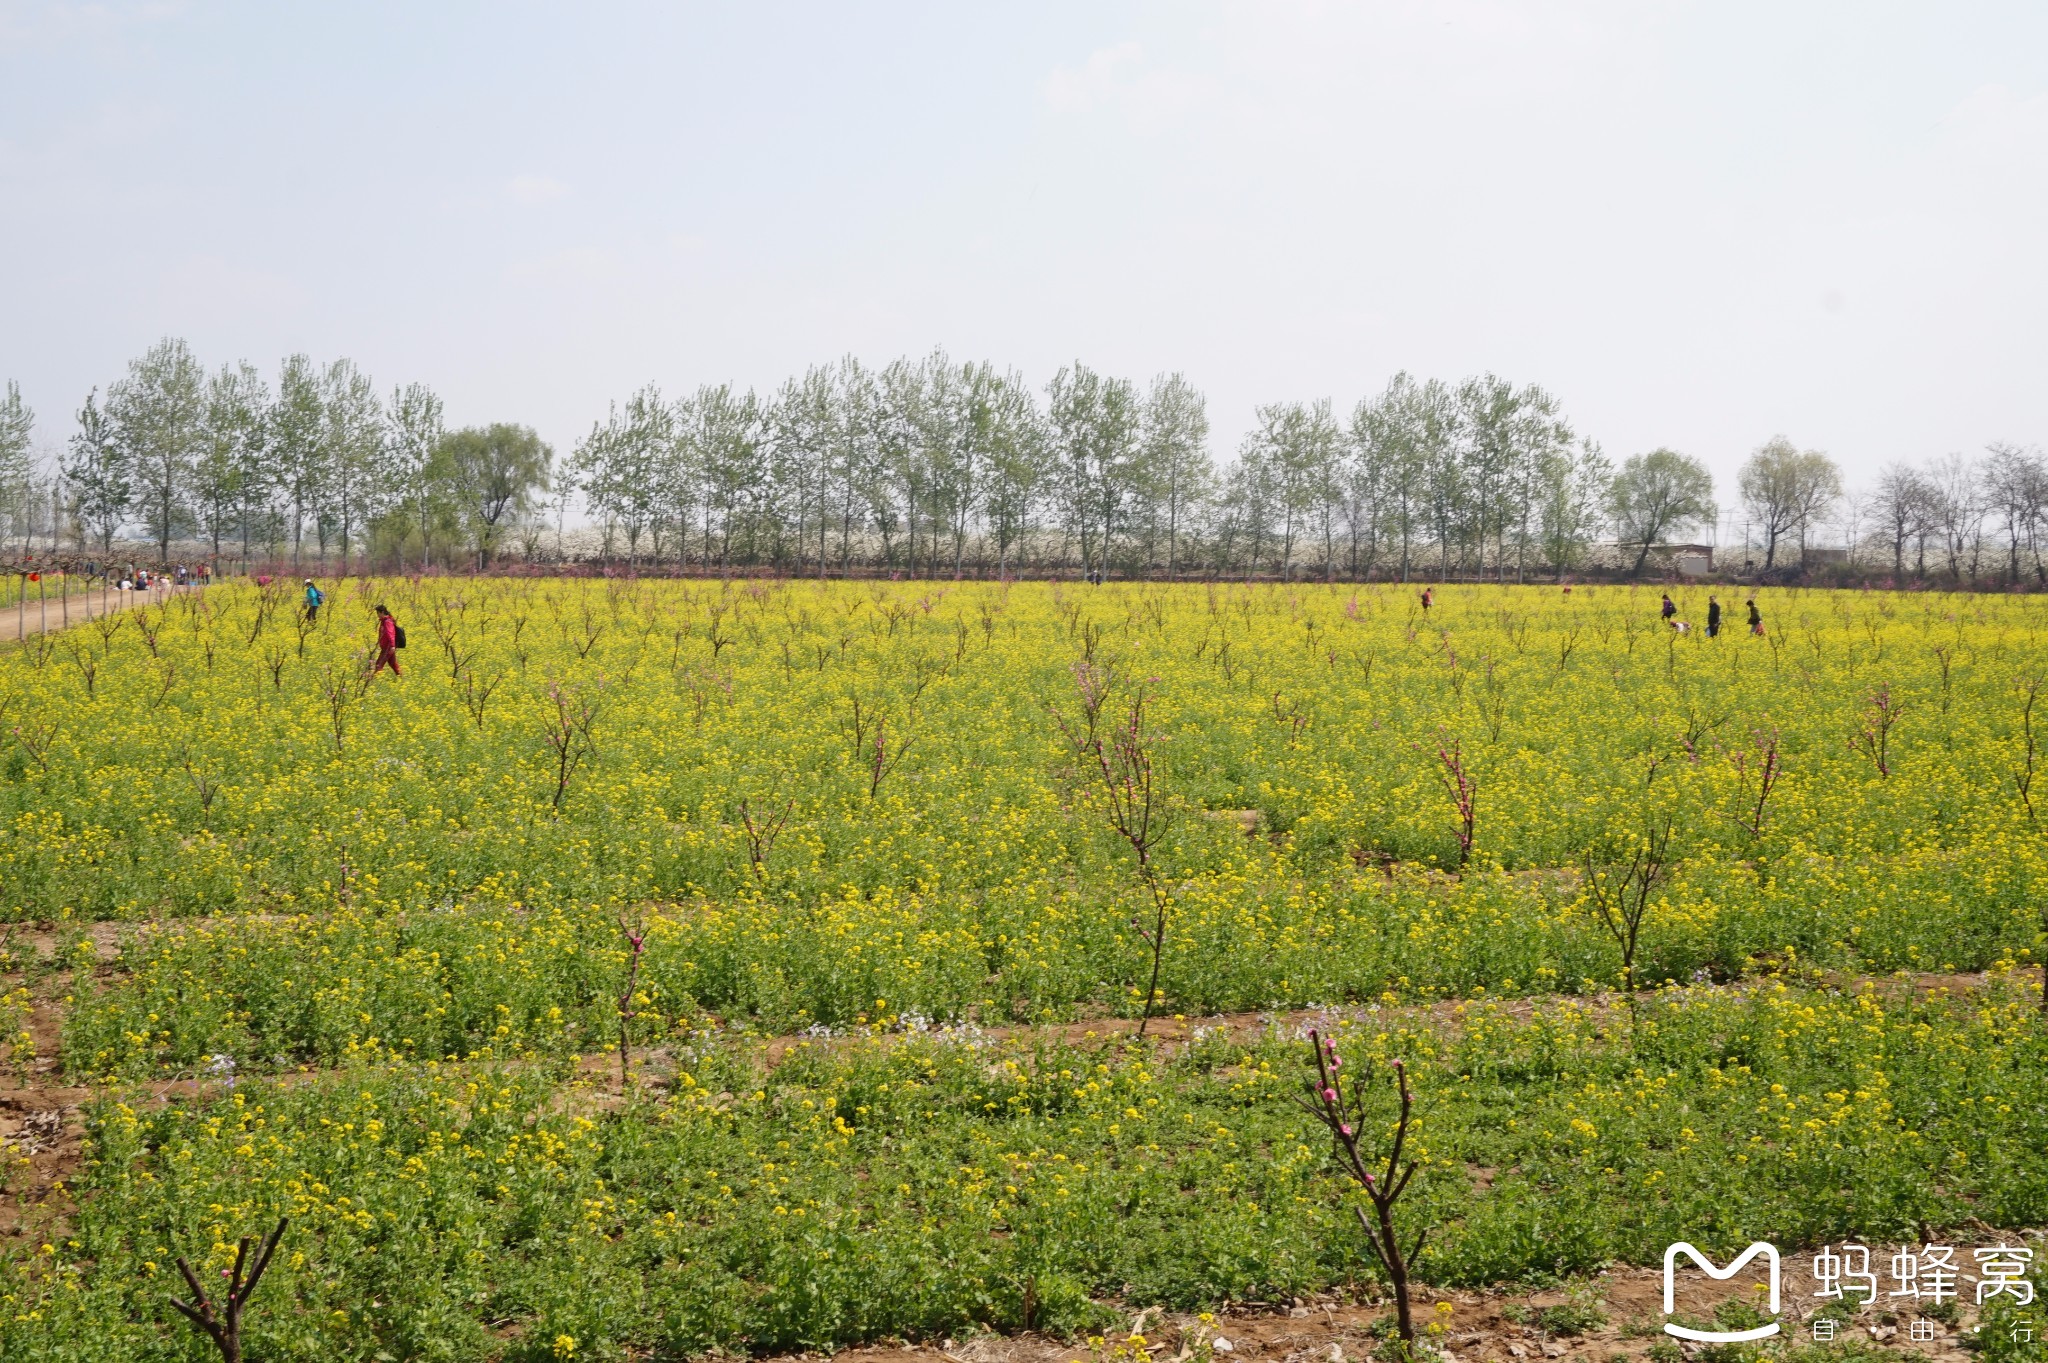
[[1660, 593, 1676, 620], [373, 605, 402, 677], [1747, 598, 1763, 636], [1706, 595, 1722, 638]]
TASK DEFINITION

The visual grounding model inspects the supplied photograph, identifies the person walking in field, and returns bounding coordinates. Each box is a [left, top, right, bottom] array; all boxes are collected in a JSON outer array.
[[1420, 587, 1433, 612], [303, 578, 324, 623], [1706, 595, 1722, 638], [373, 604, 403, 677], [1747, 598, 1764, 636], [1660, 592, 1677, 621]]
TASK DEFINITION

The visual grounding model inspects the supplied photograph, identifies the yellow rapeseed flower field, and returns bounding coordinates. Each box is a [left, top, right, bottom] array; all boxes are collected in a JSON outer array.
[[2, 577, 2046, 1359], [1, 577, 2042, 1074]]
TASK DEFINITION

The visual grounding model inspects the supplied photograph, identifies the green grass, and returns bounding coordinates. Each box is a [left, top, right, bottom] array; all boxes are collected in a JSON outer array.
[[6, 974, 2045, 1360]]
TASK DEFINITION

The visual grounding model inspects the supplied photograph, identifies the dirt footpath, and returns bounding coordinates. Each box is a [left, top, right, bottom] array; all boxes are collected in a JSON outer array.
[[0, 577, 197, 640]]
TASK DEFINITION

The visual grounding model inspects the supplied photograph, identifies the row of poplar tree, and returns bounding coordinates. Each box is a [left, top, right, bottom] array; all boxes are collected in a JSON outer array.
[[0, 340, 546, 569], [2, 338, 1706, 578], [571, 354, 1639, 581], [28, 338, 2040, 580]]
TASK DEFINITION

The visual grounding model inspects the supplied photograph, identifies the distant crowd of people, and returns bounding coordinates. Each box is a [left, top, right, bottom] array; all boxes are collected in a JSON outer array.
[[1660, 590, 1764, 637], [1412, 583, 1764, 638], [97, 561, 211, 592]]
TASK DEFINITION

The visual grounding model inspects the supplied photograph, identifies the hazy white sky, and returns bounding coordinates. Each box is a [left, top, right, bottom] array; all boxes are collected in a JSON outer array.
[[4, 0, 2046, 497]]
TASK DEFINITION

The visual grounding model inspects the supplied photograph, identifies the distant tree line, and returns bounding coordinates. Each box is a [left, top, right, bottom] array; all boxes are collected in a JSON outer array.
[[0, 340, 549, 571], [1861, 445, 2048, 583], [568, 356, 1628, 580], [3, 339, 2043, 582]]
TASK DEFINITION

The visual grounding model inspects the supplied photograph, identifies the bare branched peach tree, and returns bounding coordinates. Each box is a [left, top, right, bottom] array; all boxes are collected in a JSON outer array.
[[540, 675, 603, 812], [736, 796, 793, 878], [1849, 681, 1905, 778], [166, 1217, 288, 1363], [2015, 677, 2048, 1016], [616, 911, 649, 1087], [1720, 725, 1781, 844], [843, 695, 917, 801], [1296, 1032, 1427, 1347], [1582, 753, 1680, 1034], [2013, 675, 2040, 829], [1052, 661, 1175, 1038], [1434, 735, 1477, 868]]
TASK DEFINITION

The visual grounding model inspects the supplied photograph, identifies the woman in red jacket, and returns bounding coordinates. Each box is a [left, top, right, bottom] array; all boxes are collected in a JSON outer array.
[[373, 604, 402, 677]]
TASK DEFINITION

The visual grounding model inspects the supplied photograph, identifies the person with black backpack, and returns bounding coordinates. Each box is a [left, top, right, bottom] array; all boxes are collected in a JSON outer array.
[[373, 604, 405, 677]]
